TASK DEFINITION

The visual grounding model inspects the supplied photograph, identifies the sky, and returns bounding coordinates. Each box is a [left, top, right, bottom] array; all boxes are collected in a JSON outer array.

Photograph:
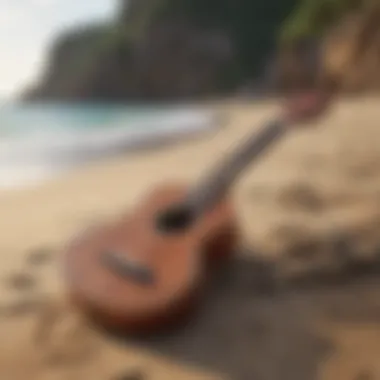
[[0, 0, 118, 98]]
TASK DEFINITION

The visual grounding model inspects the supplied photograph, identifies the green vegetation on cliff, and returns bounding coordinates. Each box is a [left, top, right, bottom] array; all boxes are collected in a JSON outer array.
[[281, 0, 364, 42]]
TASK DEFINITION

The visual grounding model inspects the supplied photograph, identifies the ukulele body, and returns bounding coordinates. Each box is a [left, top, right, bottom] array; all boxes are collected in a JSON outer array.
[[63, 183, 238, 334]]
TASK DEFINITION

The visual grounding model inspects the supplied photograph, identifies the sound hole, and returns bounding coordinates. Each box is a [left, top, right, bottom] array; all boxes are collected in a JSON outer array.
[[156, 204, 195, 234]]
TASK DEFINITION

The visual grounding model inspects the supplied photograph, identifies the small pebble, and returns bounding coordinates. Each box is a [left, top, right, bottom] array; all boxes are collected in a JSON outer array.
[[278, 182, 324, 212], [354, 370, 373, 380], [111, 369, 146, 380], [4, 272, 37, 291], [27, 248, 53, 266]]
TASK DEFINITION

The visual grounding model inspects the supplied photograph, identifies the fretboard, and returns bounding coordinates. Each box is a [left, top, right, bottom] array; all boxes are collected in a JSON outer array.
[[185, 119, 289, 217]]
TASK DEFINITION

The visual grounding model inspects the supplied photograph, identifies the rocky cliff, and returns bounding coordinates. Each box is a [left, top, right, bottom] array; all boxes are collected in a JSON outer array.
[[23, 0, 299, 101], [322, 2, 380, 92], [23, 0, 380, 101], [273, 1, 380, 94]]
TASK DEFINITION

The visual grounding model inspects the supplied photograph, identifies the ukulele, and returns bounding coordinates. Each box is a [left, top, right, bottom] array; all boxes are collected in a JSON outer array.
[[63, 91, 332, 334]]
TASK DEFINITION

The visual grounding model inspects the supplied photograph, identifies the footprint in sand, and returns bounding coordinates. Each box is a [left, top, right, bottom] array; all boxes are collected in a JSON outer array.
[[1, 296, 46, 318], [110, 369, 146, 380], [1, 246, 54, 295], [32, 299, 148, 380], [33, 300, 100, 366], [1, 246, 54, 299], [26, 247, 53, 267], [0, 247, 55, 318], [3, 272, 37, 291]]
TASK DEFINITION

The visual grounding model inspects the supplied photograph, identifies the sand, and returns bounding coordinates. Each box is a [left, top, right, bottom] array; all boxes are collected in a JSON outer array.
[[2, 97, 380, 379]]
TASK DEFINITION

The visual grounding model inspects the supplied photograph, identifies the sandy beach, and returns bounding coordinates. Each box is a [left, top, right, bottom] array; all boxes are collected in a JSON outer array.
[[2, 97, 380, 380]]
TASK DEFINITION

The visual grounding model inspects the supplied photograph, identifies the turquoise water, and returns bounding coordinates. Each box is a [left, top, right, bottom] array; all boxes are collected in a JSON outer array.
[[0, 102, 195, 136], [0, 102, 216, 189]]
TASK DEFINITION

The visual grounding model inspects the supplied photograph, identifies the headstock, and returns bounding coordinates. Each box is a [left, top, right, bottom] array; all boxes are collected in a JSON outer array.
[[282, 90, 333, 125]]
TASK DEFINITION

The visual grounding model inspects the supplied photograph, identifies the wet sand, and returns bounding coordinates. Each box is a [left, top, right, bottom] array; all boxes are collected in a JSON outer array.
[[1, 97, 380, 379]]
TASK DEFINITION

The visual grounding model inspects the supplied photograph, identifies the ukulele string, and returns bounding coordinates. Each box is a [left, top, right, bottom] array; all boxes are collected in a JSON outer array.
[[185, 118, 289, 218]]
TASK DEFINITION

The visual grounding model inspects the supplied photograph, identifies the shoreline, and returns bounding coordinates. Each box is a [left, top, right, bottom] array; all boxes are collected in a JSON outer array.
[[0, 104, 226, 192]]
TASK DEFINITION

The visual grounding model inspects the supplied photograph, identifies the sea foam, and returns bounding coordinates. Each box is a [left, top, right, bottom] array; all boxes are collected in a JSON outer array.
[[0, 104, 219, 190]]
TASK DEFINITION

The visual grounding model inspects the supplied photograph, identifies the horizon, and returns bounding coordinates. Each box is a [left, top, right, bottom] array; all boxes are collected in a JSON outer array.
[[0, 0, 119, 100]]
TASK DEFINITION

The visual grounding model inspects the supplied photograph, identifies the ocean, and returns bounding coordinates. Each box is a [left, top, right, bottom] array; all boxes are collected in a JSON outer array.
[[0, 102, 218, 190]]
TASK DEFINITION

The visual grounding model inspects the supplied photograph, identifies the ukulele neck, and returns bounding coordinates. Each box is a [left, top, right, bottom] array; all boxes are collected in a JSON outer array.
[[185, 118, 289, 217]]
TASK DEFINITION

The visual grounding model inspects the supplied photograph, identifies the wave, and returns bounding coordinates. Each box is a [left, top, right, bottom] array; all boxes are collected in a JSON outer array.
[[0, 106, 219, 189]]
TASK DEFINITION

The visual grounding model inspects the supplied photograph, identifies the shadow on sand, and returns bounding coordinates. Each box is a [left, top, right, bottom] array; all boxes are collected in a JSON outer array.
[[101, 249, 380, 380]]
